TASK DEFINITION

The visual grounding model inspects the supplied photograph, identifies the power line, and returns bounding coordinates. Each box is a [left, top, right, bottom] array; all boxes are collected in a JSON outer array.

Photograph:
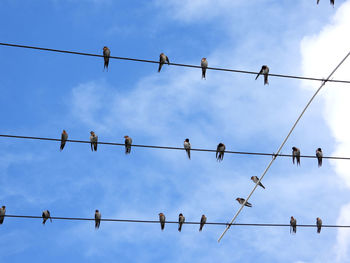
[[218, 50, 350, 242], [1, 42, 350, 84], [3, 214, 349, 229], [0, 133, 349, 161]]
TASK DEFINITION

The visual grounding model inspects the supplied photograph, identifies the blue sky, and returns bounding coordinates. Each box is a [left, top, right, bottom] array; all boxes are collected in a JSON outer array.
[[1, 0, 350, 262]]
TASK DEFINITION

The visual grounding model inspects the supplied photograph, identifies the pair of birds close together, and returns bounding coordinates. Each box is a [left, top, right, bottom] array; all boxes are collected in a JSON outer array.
[[290, 217, 323, 234], [158, 213, 207, 232], [1, 208, 52, 225], [158, 53, 209, 80], [184, 139, 226, 161], [316, 0, 335, 5], [292, 147, 323, 167], [60, 130, 132, 154]]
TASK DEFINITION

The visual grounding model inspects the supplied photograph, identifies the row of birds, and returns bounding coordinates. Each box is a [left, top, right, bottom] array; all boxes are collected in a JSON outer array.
[[60, 131, 324, 167], [102, 47, 270, 84], [0, 206, 324, 233]]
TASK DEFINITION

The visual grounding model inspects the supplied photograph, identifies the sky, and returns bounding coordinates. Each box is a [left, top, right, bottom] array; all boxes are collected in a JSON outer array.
[[0, 0, 350, 262]]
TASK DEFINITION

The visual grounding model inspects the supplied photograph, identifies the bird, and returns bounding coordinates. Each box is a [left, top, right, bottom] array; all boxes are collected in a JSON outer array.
[[201, 58, 208, 79], [103, 46, 110, 71], [316, 217, 322, 233], [90, 131, 98, 151], [0, 206, 6, 224], [255, 65, 269, 85], [236, 198, 252, 207], [316, 148, 323, 167], [199, 214, 207, 231], [158, 53, 169, 72], [290, 216, 297, 234], [42, 210, 52, 225], [60, 130, 68, 151], [184, 138, 191, 159], [251, 176, 265, 189], [159, 213, 165, 231], [216, 143, 226, 162], [95, 210, 101, 229], [292, 147, 301, 166], [178, 213, 185, 232], [124, 136, 132, 154]]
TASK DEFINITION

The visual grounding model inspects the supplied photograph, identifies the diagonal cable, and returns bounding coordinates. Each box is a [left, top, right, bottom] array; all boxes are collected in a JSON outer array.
[[218, 50, 350, 242]]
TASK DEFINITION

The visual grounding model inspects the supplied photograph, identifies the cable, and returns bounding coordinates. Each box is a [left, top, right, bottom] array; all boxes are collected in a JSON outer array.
[[3, 215, 349, 228], [1, 42, 350, 84], [0, 134, 349, 161], [218, 50, 350, 242]]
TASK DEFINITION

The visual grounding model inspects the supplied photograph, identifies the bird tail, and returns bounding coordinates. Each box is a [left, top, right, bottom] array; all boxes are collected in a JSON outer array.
[[161, 223, 165, 230], [255, 73, 260, 80], [186, 149, 191, 160], [178, 224, 182, 232], [94, 143, 98, 151], [199, 225, 203, 231], [317, 227, 321, 233], [202, 68, 206, 79], [246, 202, 252, 207], [158, 63, 163, 72], [297, 158, 300, 166], [318, 158, 322, 167], [91, 143, 94, 152], [60, 142, 65, 151], [95, 221, 100, 229], [264, 74, 269, 85], [260, 183, 266, 189]]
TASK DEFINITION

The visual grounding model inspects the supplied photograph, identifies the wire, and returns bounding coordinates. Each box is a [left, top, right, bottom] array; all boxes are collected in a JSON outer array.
[[1, 42, 350, 84], [0, 134, 349, 161], [3, 214, 349, 228], [218, 50, 350, 242]]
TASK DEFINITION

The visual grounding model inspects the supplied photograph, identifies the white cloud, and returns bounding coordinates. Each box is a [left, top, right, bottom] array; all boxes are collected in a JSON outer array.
[[300, 1, 350, 261]]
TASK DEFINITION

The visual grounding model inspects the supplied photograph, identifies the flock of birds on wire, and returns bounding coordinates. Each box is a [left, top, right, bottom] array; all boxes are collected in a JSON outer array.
[[60, 130, 325, 168], [0, 207, 323, 234]]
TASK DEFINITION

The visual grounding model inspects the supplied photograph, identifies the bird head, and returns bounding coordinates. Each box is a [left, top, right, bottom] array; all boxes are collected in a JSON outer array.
[[317, 148, 322, 151], [250, 176, 254, 180], [124, 135, 129, 139], [90, 131, 95, 135], [292, 147, 296, 151], [63, 130, 67, 134], [179, 213, 183, 216], [103, 46, 108, 50], [96, 209, 99, 213], [185, 138, 189, 142], [2, 206, 5, 209]]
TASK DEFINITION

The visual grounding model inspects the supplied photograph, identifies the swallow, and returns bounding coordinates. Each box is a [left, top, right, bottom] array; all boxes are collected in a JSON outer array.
[[90, 131, 98, 151], [103, 46, 110, 71], [316, 148, 323, 167], [316, 217, 322, 233], [124, 136, 132, 154], [236, 198, 252, 207], [158, 53, 169, 72], [60, 130, 68, 151], [184, 138, 191, 160], [290, 216, 297, 234], [251, 176, 265, 189], [42, 210, 52, 225], [292, 147, 301, 166], [201, 58, 208, 79], [95, 209, 101, 229], [255, 65, 269, 85], [178, 213, 185, 232], [0, 206, 6, 224], [216, 143, 226, 162], [199, 214, 207, 231], [159, 213, 165, 231]]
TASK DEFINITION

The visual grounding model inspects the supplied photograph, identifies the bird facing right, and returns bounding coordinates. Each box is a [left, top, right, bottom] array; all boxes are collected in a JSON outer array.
[[178, 213, 185, 232], [292, 147, 301, 166], [201, 58, 208, 79], [103, 46, 110, 71], [158, 53, 169, 72], [42, 210, 52, 225]]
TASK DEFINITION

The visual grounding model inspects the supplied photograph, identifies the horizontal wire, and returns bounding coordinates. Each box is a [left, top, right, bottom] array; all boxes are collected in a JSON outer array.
[[3, 215, 349, 228], [0, 133, 349, 161], [0, 42, 349, 84]]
